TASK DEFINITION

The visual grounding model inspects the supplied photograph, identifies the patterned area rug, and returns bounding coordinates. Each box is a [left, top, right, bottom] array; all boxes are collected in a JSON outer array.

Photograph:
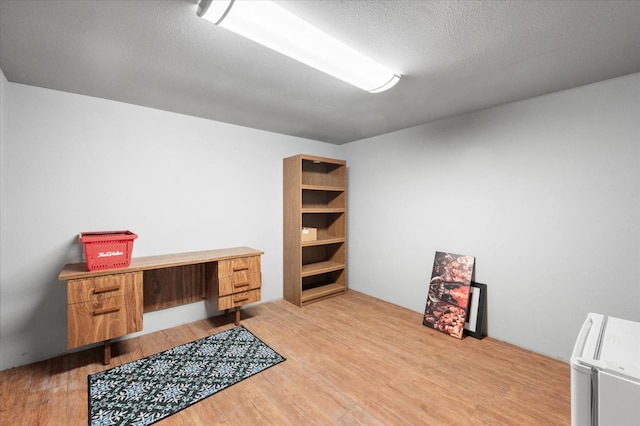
[[88, 326, 285, 425]]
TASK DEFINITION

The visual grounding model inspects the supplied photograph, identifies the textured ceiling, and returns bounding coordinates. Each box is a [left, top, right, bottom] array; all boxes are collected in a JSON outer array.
[[1, 0, 640, 144]]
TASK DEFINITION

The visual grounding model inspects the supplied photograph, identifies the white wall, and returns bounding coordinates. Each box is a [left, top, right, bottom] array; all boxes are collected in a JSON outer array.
[[342, 72, 640, 361], [2, 71, 639, 370], [0, 81, 340, 369], [0, 68, 7, 365]]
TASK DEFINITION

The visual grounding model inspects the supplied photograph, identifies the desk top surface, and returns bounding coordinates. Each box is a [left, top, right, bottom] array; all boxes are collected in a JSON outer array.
[[59, 246, 264, 281]]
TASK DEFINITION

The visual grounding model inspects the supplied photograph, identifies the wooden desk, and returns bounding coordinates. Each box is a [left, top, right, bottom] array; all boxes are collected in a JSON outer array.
[[58, 246, 263, 364]]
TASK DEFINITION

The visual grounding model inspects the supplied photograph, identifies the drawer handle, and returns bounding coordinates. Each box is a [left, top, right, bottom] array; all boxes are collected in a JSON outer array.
[[233, 297, 249, 304], [233, 282, 250, 289], [93, 285, 121, 294], [94, 306, 121, 316], [232, 266, 249, 272]]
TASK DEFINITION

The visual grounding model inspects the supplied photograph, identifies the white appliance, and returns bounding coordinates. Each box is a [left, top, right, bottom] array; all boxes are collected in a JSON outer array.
[[570, 313, 640, 426]]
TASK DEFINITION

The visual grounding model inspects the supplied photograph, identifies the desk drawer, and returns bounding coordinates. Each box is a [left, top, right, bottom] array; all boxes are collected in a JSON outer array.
[[67, 294, 142, 348], [218, 289, 261, 310], [218, 256, 261, 278], [66, 272, 142, 349], [218, 272, 261, 296], [67, 273, 136, 304]]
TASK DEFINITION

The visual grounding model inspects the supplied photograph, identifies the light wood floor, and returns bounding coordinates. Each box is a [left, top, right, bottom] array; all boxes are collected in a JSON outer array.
[[0, 290, 570, 425]]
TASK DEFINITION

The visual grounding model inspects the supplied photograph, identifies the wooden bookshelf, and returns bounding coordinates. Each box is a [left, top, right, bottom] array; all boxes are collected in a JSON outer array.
[[283, 154, 347, 306]]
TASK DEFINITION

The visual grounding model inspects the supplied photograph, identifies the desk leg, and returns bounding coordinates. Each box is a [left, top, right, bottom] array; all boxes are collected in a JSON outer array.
[[103, 340, 111, 365], [235, 307, 241, 326]]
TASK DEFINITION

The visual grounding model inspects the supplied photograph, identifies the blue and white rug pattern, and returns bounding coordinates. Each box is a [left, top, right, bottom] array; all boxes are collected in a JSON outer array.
[[88, 326, 285, 426]]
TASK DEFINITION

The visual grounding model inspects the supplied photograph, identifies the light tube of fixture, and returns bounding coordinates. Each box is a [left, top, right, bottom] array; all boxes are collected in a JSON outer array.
[[197, 0, 400, 93]]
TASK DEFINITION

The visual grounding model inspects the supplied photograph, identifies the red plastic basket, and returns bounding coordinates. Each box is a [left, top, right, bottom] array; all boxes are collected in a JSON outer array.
[[79, 230, 138, 271]]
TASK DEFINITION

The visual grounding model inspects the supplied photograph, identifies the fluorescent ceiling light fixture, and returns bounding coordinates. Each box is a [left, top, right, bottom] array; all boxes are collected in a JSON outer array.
[[197, 0, 401, 93]]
